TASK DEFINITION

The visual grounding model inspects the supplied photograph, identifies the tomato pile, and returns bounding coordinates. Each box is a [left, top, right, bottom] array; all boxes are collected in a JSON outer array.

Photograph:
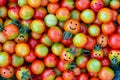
[[0, 0, 120, 80]]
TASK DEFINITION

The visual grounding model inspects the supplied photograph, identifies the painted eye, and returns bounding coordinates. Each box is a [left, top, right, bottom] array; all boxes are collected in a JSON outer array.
[[95, 54, 97, 55], [69, 57, 71, 59], [4, 72, 6, 74], [118, 53, 120, 55], [64, 54, 66, 56], [111, 52, 113, 54], [70, 22, 72, 24], [75, 24, 77, 26], [5, 30, 7, 32]]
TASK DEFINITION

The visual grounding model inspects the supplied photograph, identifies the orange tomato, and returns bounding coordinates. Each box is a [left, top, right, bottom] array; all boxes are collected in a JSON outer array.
[[48, 0, 58, 3], [28, 0, 42, 8]]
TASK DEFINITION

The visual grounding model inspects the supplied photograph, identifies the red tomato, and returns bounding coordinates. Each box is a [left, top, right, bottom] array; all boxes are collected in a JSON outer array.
[[44, 54, 57, 67], [0, 0, 6, 6], [30, 60, 45, 74], [78, 73, 89, 80], [84, 36, 96, 50], [28, 38, 39, 49], [75, 0, 90, 11], [61, 38, 72, 46], [101, 22, 115, 35], [101, 57, 111, 67], [108, 33, 120, 49], [41, 0, 48, 7], [62, 70, 74, 80], [47, 3, 59, 14], [73, 67, 81, 76], [48, 26, 62, 42], [80, 23, 88, 34], [25, 50, 36, 63]]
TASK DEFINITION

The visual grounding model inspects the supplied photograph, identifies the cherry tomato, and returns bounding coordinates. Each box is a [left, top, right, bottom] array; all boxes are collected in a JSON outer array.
[[101, 22, 115, 35], [0, 65, 14, 78], [44, 54, 57, 67], [48, 0, 58, 3], [3, 24, 19, 40], [0, 6, 7, 18], [25, 50, 36, 63], [76, 55, 89, 68], [31, 32, 41, 39], [0, 52, 11, 67], [56, 7, 70, 21], [30, 60, 45, 74], [47, 3, 59, 14], [3, 40, 16, 54], [62, 70, 74, 80], [0, 0, 6, 6], [55, 76, 64, 80], [81, 9, 95, 24], [11, 54, 24, 67], [28, 0, 42, 8], [101, 57, 111, 67], [80, 23, 88, 34], [41, 0, 48, 7], [73, 33, 88, 48], [41, 68, 56, 80], [75, 0, 90, 11], [78, 73, 89, 80], [72, 66, 81, 76], [70, 10, 81, 21], [87, 59, 101, 73], [110, 0, 120, 10], [98, 67, 114, 80], [19, 5, 34, 20], [15, 43, 30, 57], [48, 26, 62, 42], [18, 0, 28, 7], [64, 19, 80, 34], [28, 38, 39, 49]]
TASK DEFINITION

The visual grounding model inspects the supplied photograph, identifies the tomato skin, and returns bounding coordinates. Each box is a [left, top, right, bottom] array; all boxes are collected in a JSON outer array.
[[78, 73, 89, 80], [98, 67, 114, 80], [0, 33, 7, 43], [15, 43, 30, 57], [30, 60, 45, 74], [62, 70, 74, 80], [57, 60, 69, 72], [41, 0, 48, 7], [47, 3, 59, 14], [31, 32, 41, 39], [55, 76, 64, 80], [8, 6, 20, 20], [112, 10, 118, 21], [0, 65, 14, 78], [61, 0, 75, 11], [34, 7, 47, 19], [101, 57, 111, 67], [84, 36, 96, 50], [28, 38, 39, 49], [110, 0, 120, 10], [0, 6, 7, 18], [88, 72, 98, 78], [34, 44, 48, 58], [75, 0, 90, 11], [90, 0, 104, 12], [0, 52, 11, 67], [73, 33, 88, 48], [18, 0, 28, 7], [11, 54, 24, 67], [80, 23, 88, 34], [41, 68, 56, 80], [0, 0, 6, 6], [48, 26, 62, 42], [73, 67, 81, 76], [90, 77, 99, 80], [71, 10, 81, 21], [3, 24, 19, 40], [28, 0, 42, 8], [44, 54, 57, 67], [3, 41, 16, 54], [61, 38, 72, 46], [108, 34, 120, 49], [25, 50, 36, 63], [101, 22, 115, 36]]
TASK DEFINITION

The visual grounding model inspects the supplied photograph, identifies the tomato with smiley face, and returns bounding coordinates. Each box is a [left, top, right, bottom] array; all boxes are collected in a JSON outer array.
[[60, 48, 75, 63], [90, 0, 104, 12], [64, 19, 80, 35]]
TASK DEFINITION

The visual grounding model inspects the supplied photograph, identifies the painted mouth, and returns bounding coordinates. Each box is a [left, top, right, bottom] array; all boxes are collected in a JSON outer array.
[[64, 59, 68, 61], [69, 26, 76, 30]]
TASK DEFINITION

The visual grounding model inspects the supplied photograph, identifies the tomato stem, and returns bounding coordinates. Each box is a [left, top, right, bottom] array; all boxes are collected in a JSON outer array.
[[63, 31, 72, 40]]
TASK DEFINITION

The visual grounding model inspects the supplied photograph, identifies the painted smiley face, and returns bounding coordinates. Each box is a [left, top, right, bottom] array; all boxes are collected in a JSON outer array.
[[109, 50, 120, 62], [15, 33, 28, 43], [64, 19, 80, 34]]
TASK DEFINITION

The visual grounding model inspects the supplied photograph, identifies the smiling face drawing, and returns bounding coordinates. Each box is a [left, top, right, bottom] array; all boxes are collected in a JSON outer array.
[[64, 19, 80, 34]]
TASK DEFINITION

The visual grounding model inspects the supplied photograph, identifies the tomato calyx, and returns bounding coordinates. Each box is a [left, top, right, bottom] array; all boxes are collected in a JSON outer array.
[[12, 20, 22, 29], [63, 31, 73, 40], [111, 58, 119, 71], [0, 24, 4, 32], [68, 62, 77, 70], [66, 47, 77, 55], [94, 44, 102, 51], [82, 49, 91, 56], [21, 71, 32, 80]]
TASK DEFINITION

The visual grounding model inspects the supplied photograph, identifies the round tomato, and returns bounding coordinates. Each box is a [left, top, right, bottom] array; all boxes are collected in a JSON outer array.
[[15, 43, 30, 57], [11, 54, 24, 67], [76, 55, 89, 68], [55, 76, 64, 80], [78, 73, 89, 80], [0, 0, 6, 6], [31, 32, 41, 39], [44, 54, 57, 67], [62, 70, 74, 80], [98, 67, 114, 80], [30, 19, 45, 34], [101, 57, 111, 67], [3, 24, 19, 40], [34, 44, 48, 58], [47, 3, 59, 14], [28, 38, 39, 49], [97, 8, 112, 23], [70, 10, 81, 21], [0, 6, 7, 18], [56, 7, 70, 21], [0, 52, 11, 67], [64, 19, 80, 34], [75, 0, 90, 11], [30, 60, 45, 74], [18, 0, 28, 7], [110, 0, 120, 10], [19, 5, 34, 20], [48, 26, 62, 42], [0, 65, 14, 78], [87, 59, 101, 73], [28, 0, 42, 8], [72, 67, 81, 76], [41, 0, 48, 7], [81, 9, 95, 24], [3, 40, 16, 54], [73, 33, 88, 48]]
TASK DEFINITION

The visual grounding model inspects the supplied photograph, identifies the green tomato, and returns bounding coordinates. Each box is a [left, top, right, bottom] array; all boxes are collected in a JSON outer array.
[[71, 10, 80, 21], [11, 54, 24, 67], [44, 14, 58, 27], [87, 59, 101, 73], [51, 43, 64, 56], [103, 0, 111, 6]]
